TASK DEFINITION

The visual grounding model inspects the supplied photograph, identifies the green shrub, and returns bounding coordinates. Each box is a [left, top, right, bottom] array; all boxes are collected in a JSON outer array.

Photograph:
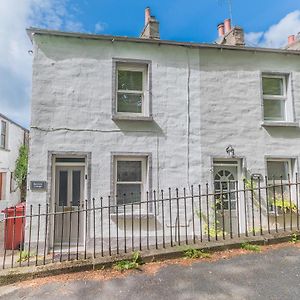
[[241, 243, 261, 252], [17, 251, 31, 262], [291, 233, 298, 244], [183, 247, 211, 259], [114, 251, 143, 271]]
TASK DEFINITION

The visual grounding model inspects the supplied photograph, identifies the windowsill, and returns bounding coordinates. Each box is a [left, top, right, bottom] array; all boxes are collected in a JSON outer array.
[[0, 147, 10, 152], [261, 121, 299, 128], [112, 115, 153, 122]]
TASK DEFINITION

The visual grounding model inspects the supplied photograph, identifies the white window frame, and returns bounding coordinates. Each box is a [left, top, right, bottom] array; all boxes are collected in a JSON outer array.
[[266, 158, 293, 213], [262, 74, 288, 122], [114, 156, 148, 207], [0, 120, 7, 149], [115, 63, 149, 118]]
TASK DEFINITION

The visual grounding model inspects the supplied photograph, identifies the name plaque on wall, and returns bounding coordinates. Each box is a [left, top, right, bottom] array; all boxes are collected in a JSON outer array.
[[30, 181, 47, 191]]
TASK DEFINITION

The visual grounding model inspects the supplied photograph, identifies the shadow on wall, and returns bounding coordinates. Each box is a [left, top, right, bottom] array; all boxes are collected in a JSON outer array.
[[113, 120, 164, 137], [263, 127, 300, 139]]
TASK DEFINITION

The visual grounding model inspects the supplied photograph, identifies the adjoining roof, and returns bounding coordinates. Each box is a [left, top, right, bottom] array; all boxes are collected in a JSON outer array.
[[0, 113, 29, 132], [27, 27, 300, 56]]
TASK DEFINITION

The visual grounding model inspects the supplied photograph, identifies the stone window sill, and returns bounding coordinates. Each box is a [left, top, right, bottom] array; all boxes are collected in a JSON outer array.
[[261, 121, 299, 128], [112, 115, 153, 122]]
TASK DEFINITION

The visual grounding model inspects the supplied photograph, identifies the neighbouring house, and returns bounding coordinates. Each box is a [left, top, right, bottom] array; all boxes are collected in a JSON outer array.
[[0, 113, 29, 214], [25, 7, 300, 253], [286, 33, 300, 50]]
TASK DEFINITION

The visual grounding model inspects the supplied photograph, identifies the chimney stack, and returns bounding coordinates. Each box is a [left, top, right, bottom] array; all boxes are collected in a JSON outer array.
[[216, 18, 245, 47], [288, 35, 295, 45], [145, 7, 151, 25], [224, 18, 231, 33], [218, 23, 225, 37], [286, 34, 300, 50], [140, 7, 160, 39]]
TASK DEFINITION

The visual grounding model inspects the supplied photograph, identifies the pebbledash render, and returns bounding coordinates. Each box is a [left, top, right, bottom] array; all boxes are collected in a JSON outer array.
[[26, 8, 300, 251]]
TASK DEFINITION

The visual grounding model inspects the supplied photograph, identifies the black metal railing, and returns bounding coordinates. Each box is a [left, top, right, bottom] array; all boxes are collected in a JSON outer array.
[[1, 176, 300, 269]]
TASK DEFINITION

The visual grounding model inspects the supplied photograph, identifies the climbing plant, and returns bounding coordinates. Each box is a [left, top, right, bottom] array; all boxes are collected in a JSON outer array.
[[14, 145, 28, 200]]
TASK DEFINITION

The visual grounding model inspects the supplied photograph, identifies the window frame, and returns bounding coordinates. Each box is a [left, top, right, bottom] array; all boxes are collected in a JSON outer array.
[[114, 156, 148, 206], [261, 72, 298, 126], [266, 158, 292, 182], [116, 65, 147, 116], [0, 120, 7, 149], [112, 59, 152, 121], [266, 158, 294, 213], [262, 75, 287, 122]]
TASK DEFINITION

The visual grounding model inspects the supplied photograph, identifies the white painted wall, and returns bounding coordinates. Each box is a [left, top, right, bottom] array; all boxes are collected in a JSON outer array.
[[0, 116, 26, 214], [26, 34, 300, 247]]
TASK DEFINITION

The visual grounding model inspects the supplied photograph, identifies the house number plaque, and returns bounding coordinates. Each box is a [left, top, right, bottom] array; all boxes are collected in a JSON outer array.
[[30, 181, 47, 191]]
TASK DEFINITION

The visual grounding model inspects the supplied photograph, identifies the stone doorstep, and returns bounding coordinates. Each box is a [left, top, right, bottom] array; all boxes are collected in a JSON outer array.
[[0, 231, 299, 287]]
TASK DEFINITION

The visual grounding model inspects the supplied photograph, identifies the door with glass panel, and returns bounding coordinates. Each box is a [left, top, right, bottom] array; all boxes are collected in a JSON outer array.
[[54, 166, 85, 246], [213, 161, 240, 234], [214, 165, 238, 211]]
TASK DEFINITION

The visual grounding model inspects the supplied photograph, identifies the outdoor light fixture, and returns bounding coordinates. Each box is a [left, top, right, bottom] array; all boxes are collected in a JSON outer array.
[[226, 145, 235, 157]]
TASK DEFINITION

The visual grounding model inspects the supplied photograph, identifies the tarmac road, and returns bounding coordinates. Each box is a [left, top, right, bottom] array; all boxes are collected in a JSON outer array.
[[1, 245, 300, 300]]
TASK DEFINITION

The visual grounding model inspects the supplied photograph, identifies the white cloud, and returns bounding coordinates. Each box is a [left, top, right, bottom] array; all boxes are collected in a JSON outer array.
[[94, 22, 106, 33], [245, 10, 300, 48], [244, 32, 264, 47], [0, 0, 85, 128]]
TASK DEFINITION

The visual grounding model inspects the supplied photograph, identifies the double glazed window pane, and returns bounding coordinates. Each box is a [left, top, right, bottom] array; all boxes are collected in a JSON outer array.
[[118, 70, 143, 91], [59, 171, 68, 206], [117, 93, 142, 113], [117, 161, 142, 182], [72, 170, 81, 206], [117, 184, 141, 204], [263, 77, 284, 96], [117, 160, 142, 204], [117, 69, 144, 114], [264, 99, 285, 121], [267, 161, 289, 180], [263, 76, 287, 121]]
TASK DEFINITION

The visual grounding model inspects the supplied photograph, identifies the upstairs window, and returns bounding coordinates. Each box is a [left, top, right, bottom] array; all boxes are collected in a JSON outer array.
[[262, 75, 288, 122], [113, 60, 151, 120], [117, 67, 144, 114], [0, 120, 7, 149]]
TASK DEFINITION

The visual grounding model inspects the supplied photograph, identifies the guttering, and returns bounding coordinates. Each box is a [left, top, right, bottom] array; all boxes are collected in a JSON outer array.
[[26, 27, 300, 56], [0, 113, 29, 132]]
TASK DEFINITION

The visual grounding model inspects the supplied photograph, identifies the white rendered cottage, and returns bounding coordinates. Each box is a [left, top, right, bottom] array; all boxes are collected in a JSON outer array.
[[0, 113, 28, 213], [25, 8, 300, 253]]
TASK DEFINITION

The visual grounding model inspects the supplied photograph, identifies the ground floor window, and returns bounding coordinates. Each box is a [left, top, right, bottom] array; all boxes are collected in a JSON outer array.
[[114, 156, 148, 205], [266, 158, 293, 212]]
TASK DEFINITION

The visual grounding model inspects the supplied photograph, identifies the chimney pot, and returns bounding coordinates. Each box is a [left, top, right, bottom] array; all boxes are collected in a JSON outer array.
[[288, 35, 295, 45], [224, 18, 231, 33], [218, 23, 225, 37], [145, 7, 151, 25]]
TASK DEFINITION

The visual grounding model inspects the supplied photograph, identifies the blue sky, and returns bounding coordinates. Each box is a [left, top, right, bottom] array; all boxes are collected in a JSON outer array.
[[1, 0, 300, 128]]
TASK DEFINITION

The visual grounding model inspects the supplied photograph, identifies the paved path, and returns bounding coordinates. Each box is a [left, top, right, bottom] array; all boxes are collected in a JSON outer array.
[[1, 246, 300, 300]]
